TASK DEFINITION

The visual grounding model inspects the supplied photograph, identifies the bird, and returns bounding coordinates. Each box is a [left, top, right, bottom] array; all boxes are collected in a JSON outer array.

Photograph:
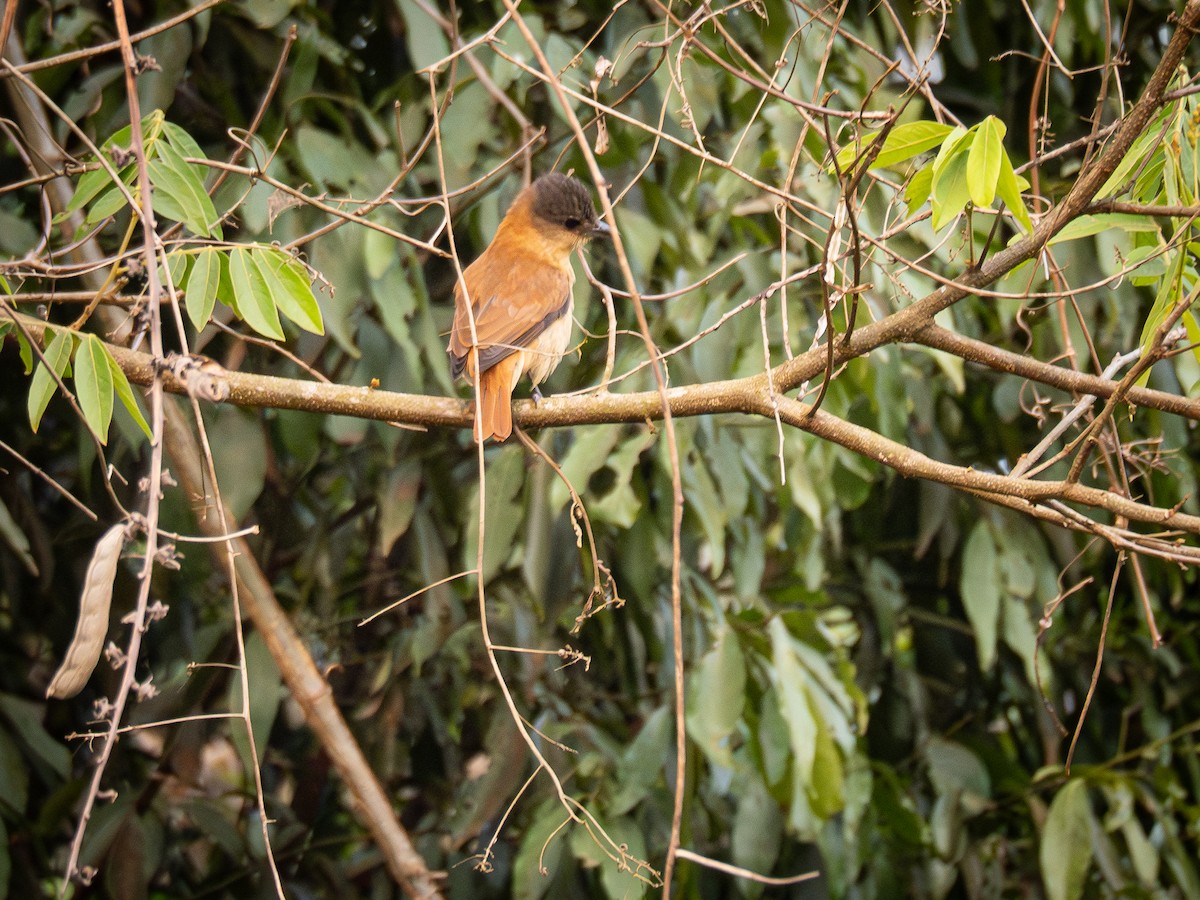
[[448, 172, 610, 442]]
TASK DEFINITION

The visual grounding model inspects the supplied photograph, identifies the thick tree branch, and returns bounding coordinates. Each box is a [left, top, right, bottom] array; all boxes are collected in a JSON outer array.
[[772, 401, 1200, 535], [912, 323, 1200, 420], [13, 309, 1197, 536]]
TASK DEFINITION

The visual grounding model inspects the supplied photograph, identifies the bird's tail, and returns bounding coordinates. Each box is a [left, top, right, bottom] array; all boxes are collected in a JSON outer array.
[[477, 360, 515, 442]]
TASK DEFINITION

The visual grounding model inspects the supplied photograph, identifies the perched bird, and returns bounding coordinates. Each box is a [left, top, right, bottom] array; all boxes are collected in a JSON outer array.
[[448, 173, 610, 442]]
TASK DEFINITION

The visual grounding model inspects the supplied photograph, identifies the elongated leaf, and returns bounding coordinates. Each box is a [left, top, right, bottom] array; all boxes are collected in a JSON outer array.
[[874, 121, 957, 169], [1184, 310, 1200, 382], [1041, 779, 1094, 900], [0, 694, 71, 780], [995, 150, 1034, 233], [228, 247, 285, 339], [967, 116, 1005, 207], [464, 445, 526, 583], [146, 158, 191, 227], [162, 120, 207, 161], [75, 333, 115, 443], [960, 520, 1001, 670], [1134, 250, 1186, 389], [904, 166, 935, 213], [1048, 213, 1161, 245], [165, 249, 190, 290], [833, 121, 955, 172], [28, 330, 74, 432], [228, 631, 282, 769], [104, 347, 151, 439], [931, 125, 969, 180], [768, 618, 817, 784], [686, 627, 746, 766], [154, 137, 220, 238], [932, 146, 972, 230], [64, 121, 138, 217], [61, 110, 168, 227], [251, 246, 323, 334], [66, 162, 135, 223], [1138, 249, 1185, 349], [85, 178, 136, 225], [185, 248, 222, 330], [1096, 105, 1174, 200]]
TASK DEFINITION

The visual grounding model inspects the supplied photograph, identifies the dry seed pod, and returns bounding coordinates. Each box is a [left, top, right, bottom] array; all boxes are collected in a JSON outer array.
[[45, 523, 126, 699]]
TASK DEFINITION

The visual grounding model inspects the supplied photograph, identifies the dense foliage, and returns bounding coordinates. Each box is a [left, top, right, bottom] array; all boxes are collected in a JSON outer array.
[[2, 0, 1199, 897]]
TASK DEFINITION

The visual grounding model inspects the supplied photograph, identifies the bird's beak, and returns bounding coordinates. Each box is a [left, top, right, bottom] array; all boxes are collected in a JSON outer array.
[[591, 220, 612, 239]]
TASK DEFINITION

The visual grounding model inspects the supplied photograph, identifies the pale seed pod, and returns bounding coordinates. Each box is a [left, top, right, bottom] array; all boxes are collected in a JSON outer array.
[[45, 523, 126, 699]]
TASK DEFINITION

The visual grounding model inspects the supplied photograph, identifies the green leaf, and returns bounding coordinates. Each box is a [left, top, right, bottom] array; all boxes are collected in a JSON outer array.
[[1184, 310, 1200, 383], [1136, 248, 1186, 389], [904, 165, 934, 213], [926, 738, 991, 809], [570, 812, 649, 900], [161, 120, 207, 161], [0, 727, 28, 822], [590, 430, 654, 527], [873, 121, 957, 169], [769, 619, 817, 782], [1127, 243, 1169, 285], [551, 429, 620, 513], [1096, 105, 1174, 200], [995, 149, 1034, 233], [74, 333, 115, 443], [105, 346, 151, 439], [228, 247, 285, 339], [184, 248, 221, 330], [960, 520, 1001, 670], [1048, 214, 1160, 245], [378, 463, 420, 556], [86, 178, 136, 225], [808, 710, 845, 818], [931, 127, 972, 229], [513, 799, 571, 899], [931, 125, 969, 177], [731, 779, 783, 880], [683, 455, 728, 575], [205, 406, 269, 519], [0, 693, 71, 782], [61, 112, 164, 223], [150, 138, 220, 238], [932, 148, 972, 229], [228, 631, 282, 770], [686, 627, 746, 766], [1041, 779, 1094, 900], [251, 246, 324, 335], [165, 247, 190, 291], [833, 120, 955, 172], [610, 706, 672, 815], [967, 116, 1005, 207], [147, 158, 197, 232], [65, 160, 134, 222], [396, 0, 450, 70], [28, 329, 74, 433], [465, 445, 526, 583]]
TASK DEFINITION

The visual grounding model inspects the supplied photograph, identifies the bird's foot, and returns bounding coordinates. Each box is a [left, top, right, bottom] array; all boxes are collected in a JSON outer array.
[[531, 386, 544, 405]]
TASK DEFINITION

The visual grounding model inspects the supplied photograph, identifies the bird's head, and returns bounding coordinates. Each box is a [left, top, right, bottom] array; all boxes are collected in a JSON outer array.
[[528, 172, 611, 251]]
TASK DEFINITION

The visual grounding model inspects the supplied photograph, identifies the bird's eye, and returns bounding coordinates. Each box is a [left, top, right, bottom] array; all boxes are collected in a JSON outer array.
[[564, 217, 580, 230]]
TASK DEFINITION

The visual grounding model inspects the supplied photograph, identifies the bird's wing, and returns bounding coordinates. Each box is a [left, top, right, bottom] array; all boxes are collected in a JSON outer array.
[[449, 250, 574, 378]]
